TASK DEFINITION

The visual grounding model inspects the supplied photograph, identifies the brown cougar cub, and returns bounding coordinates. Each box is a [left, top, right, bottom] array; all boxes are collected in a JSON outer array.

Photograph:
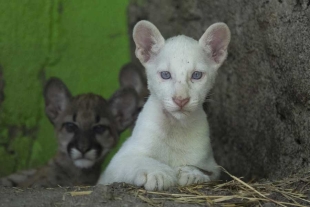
[[0, 75, 140, 187]]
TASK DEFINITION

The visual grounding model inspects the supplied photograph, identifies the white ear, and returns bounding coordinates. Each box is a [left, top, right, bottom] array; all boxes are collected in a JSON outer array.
[[133, 20, 165, 64], [199, 22, 231, 67]]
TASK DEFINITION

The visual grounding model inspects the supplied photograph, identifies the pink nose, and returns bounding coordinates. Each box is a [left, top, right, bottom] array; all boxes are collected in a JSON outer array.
[[173, 97, 190, 108]]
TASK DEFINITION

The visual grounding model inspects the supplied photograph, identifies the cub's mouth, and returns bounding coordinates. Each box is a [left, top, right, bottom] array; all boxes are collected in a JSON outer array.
[[69, 148, 99, 169], [73, 159, 95, 169], [162, 99, 196, 116], [163, 108, 191, 120]]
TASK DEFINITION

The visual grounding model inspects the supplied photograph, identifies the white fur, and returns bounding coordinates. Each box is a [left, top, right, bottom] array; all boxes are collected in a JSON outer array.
[[70, 148, 82, 160], [98, 21, 230, 191], [74, 159, 94, 169], [85, 149, 98, 160]]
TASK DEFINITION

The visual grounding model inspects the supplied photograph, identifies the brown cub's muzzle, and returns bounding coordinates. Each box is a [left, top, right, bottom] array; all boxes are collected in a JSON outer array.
[[67, 130, 103, 168]]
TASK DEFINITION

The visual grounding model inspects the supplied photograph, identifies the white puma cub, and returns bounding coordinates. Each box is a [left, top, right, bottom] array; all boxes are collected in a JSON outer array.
[[98, 20, 231, 191]]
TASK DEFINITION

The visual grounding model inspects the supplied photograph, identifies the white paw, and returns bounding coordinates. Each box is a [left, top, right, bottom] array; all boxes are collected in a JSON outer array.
[[177, 166, 210, 186], [133, 168, 177, 191]]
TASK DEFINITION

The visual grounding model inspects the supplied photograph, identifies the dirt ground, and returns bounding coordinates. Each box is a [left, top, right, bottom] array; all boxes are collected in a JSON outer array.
[[0, 184, 195, 207], [1, 169, 310, 207]]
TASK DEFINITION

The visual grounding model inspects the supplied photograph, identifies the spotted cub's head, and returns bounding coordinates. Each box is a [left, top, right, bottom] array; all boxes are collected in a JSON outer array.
[[44, 78, 138, 168]]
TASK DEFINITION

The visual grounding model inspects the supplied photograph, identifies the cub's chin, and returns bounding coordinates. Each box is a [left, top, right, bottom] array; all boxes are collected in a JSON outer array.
[[73, 159, 95, 169], [163, 103, 197, 120], [171, 110, 191, 120], [163, 108, 191, 120]]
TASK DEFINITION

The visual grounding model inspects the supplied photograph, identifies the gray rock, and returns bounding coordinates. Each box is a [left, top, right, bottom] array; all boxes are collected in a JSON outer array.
[[127, 0, 310, 180]]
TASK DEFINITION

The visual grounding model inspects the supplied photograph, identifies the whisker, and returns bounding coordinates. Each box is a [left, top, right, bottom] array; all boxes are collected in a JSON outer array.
[[205, 92, 214, 100], [204, 91, 217, 104], [143, 95, 150, 100], [204, 98, 217, 103]]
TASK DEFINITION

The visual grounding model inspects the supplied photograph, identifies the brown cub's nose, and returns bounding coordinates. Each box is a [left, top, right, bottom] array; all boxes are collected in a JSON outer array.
[[76, 142, 91, 154], [173, 97, 190, 108]]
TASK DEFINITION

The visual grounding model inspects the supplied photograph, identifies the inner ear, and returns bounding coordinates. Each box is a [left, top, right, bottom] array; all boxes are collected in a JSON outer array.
[[44, 77, 72, 123], [108, 88, 139, 132], [199, 22, 231, 66], [133, 20, 165, 64]]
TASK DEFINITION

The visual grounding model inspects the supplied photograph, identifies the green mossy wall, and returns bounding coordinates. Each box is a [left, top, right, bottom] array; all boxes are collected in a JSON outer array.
[[0, 0, 130, 176]]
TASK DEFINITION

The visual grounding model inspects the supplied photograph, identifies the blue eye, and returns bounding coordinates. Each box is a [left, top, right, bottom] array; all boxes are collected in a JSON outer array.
[[160, 71, 171, 79], [191, 71, 203, 80]]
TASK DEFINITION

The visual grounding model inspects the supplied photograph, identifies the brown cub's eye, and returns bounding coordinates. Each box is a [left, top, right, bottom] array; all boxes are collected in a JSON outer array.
[[93, 125, 107, 134], [63, 122, 78, 133]]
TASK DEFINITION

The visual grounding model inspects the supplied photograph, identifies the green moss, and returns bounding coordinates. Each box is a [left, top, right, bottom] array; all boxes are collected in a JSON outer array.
[[0, 0, 50, 176], [0, 147, 16, 176], [44, 0, 130, 97], [0, 128, 8, 144], [28, 117, 57, 168], [10, 136, 34, 171]]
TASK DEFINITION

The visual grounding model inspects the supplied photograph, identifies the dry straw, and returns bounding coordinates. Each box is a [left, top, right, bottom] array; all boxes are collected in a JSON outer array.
[[132, 167, 310, 207]]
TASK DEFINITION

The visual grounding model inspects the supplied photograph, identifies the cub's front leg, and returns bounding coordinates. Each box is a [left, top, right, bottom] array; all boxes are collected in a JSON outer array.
[[134, 164, 177, 191], [176, 166, 212, 186], [99, 155, 177, 191]]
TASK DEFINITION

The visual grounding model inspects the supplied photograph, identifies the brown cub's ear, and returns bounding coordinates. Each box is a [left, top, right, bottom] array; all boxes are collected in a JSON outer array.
[[108, 87, 139, 133], [119, 62, 149, 107], [44, 77, 72, 123]]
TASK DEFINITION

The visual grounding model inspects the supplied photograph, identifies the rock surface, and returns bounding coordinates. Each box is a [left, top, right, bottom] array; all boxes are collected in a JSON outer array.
[[127, 0, 310, 180], [0, 184, 200, 207]]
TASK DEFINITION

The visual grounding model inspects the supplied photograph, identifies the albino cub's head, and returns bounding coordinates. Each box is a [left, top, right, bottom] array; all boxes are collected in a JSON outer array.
[[133, 20, 230, 119], [44, 78, 138, 168]]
